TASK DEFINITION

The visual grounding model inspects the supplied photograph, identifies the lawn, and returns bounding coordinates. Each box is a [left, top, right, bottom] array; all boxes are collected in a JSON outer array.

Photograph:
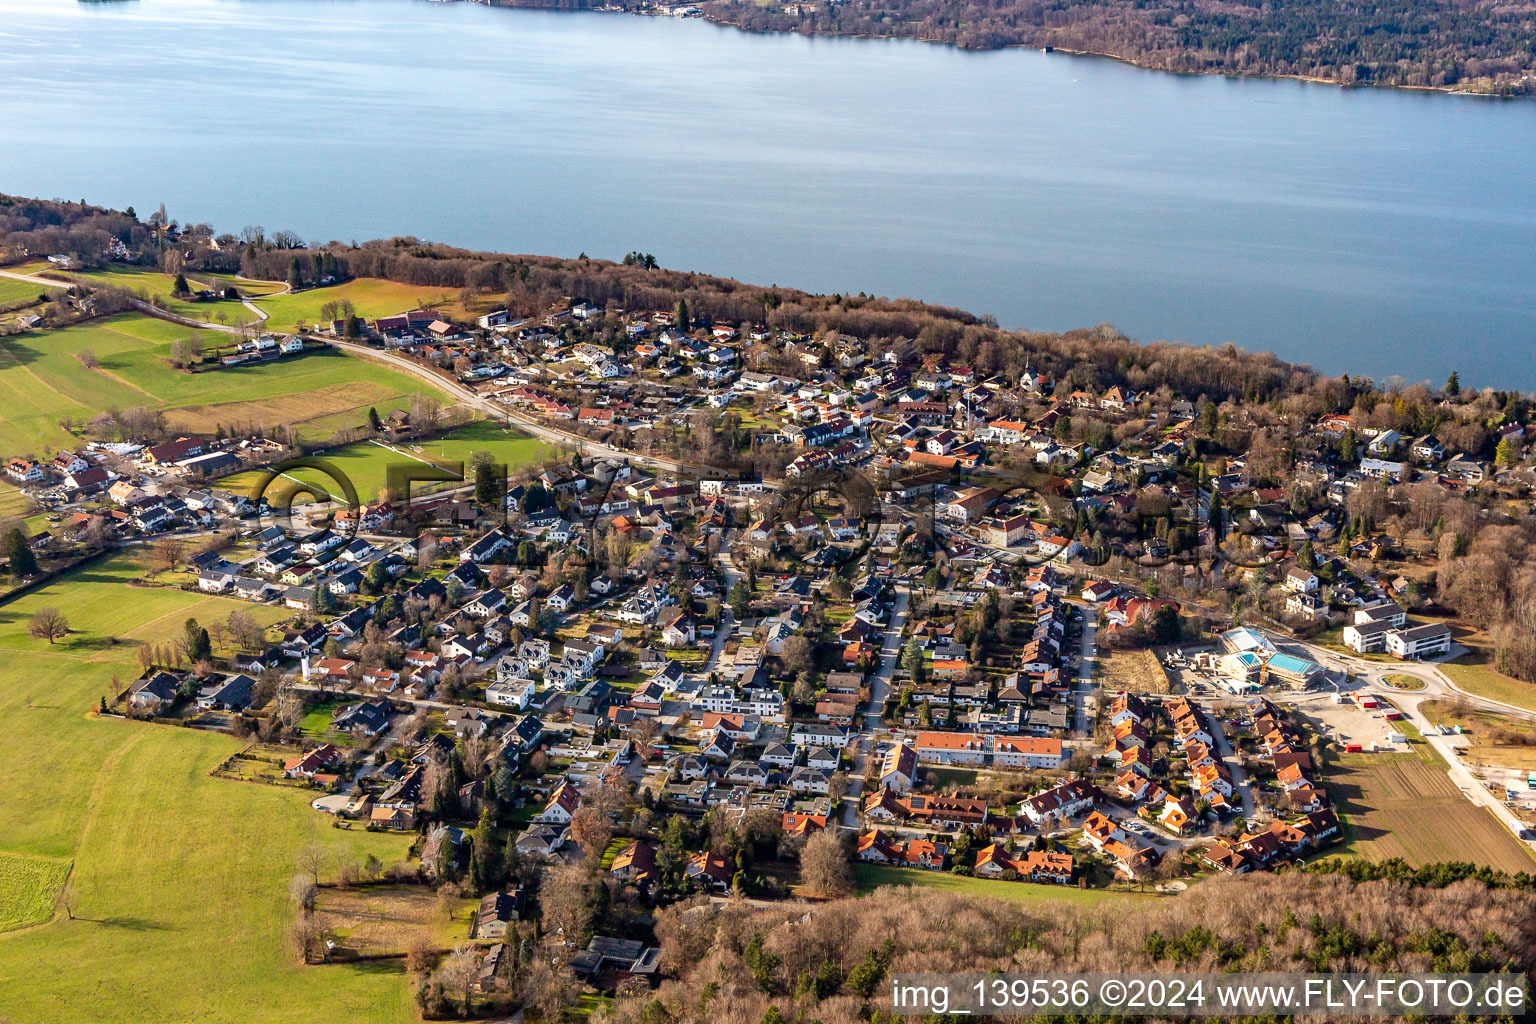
[[1325, 743, 1536, 873], [0, 313, 451, 455], [853, 864, 1158, 907], [1380, 673, 1425, 691], [1441, 653, 1536, 713], [253, 278, 462, 331], [224, 419, 553, 504], [0, 852, 72, 933], [0, 554, 417, 1023], [314, 883, 472, 956], [62, 264, 260, 324], [0, 275, 61, 310]]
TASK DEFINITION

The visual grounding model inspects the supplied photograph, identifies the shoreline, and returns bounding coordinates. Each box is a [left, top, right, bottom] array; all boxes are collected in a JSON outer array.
[[488, 0, 1532, 98]]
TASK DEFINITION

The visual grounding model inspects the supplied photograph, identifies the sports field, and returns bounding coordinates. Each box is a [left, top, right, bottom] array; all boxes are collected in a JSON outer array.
[[223, 419, 553, 503], [1327, 742, 1536, 873], [252, 278, 461, 330], [0, 313, 451, 455], [0, 554, 416, 1023]]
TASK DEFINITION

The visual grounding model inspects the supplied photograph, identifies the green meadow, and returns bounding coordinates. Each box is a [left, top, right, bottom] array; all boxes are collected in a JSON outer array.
[[853, 864, 1160, 907], [0, 275, 61, 309], [0, 313, 451, 455], [224, 418, 554, 503], [0, 554, 417, 1023], [62, 264, 261, 324], [253, 278, 462, 330]]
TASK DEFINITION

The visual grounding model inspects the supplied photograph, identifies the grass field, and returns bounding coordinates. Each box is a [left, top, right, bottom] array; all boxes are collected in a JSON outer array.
[[62, 265, 261, 324], [0, 313, 452, 455], [253, 279, 461, 330], [1441, 651, 1536, 713], [853, 864, 1157, 907], [0, 554, 416, 1023], [0, 276, 61, 310], [0, 480, 35, 522], [1419, 699, 1536, 771], [1326, 742, 1536, 873], [314, 884, 472, 956], [223, 419, 553, 503], [0, 853, 72, 933], [202, 273, 289, 297]]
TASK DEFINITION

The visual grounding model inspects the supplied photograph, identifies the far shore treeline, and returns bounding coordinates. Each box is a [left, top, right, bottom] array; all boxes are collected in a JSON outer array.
[[487, 0, 1536, 95]]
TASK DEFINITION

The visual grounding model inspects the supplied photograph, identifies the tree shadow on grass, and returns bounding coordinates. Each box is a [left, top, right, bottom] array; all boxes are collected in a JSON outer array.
[[84, 916, 171, 931]]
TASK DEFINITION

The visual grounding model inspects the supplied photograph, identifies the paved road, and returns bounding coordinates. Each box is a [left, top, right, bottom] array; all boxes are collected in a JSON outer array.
[[695, 551, 742, 681], [1263, 635, 1536, 854], [841, 585, 908, 828], [328, 338, 702, 478], [1071, 603, 1096, 738], [1204, 710, 1256, 818]]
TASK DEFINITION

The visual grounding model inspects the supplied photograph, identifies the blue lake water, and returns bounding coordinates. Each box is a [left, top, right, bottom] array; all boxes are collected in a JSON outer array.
[[2, 0, 1534, 387]]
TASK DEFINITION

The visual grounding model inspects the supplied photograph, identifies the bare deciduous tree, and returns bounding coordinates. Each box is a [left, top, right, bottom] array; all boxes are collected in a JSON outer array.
[[28, 607, 70, 645], [798, 829, 853, 898], [568, 805, 613, 860], [297, 842, 326, 886], [540, 862, 597, 946], [435, 944, 480, 1015], [289, 873, 317, 912]]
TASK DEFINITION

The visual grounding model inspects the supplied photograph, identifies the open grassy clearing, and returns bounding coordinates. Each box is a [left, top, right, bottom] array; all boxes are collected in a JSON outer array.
[[1442, 649, 1536, 713], [1326, 742, 1536, 873], [223, 419, 553, 503], [61, 264, 261, 324], [1098, 647, 1169, 694], [853, 864, 1158, 906], [253, 278, 461, 330], [0, 554, 416, 1023], [0, 852, 72, 933], [0, 480, 36, 521], [0, 313, 451, 454], [0, 275, 61, 309], [1419, 699, 1536, 771], [314, 884, 473, 956]]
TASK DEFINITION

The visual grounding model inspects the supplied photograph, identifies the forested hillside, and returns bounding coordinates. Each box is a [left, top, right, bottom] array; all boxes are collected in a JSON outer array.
[[495, 0, 1536, 94], [596, 874, 1536, 1024]]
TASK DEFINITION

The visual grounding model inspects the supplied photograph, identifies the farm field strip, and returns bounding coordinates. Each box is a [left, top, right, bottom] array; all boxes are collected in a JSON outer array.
[[1329, 748, 1536, 874]]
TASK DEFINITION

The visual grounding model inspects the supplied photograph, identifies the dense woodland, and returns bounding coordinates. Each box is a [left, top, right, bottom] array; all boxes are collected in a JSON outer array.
[[506, 0, 1536, 94], [594, 874, 1535, 1024]]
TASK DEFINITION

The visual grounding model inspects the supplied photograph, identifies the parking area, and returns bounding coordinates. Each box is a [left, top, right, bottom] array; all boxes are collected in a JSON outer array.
[[1284, 692, 1408, 751]]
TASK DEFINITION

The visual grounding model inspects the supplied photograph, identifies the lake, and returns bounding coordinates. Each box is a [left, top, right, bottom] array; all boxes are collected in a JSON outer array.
[[2, 0, 1534, 388]]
